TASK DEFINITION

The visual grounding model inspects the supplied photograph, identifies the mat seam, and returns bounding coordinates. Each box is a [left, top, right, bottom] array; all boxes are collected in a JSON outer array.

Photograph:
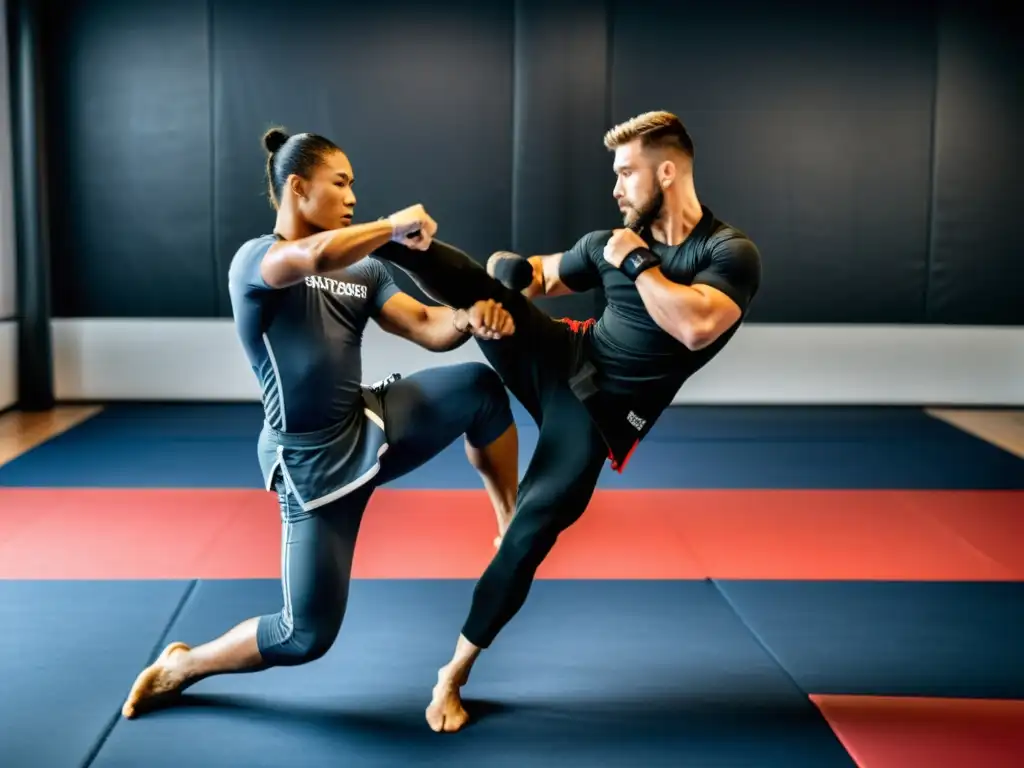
[[709, 578, 827, 705], [708, 578, 859, 763], [79, 579, 199, 768]]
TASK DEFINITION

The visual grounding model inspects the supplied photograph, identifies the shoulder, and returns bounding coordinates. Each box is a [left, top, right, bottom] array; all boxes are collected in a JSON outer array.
[[228, 234, 278, 292], [579, 229, 614, 249], [698, 215, 760, 266], [229, 234, 277, 268], [709, 225, 760, 262], [693, 222, 762, 300], [566, 229, 614, 260]]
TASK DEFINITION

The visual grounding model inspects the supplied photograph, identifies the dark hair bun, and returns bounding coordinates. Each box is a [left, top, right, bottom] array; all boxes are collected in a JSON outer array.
[[263, 128, 289, 154]]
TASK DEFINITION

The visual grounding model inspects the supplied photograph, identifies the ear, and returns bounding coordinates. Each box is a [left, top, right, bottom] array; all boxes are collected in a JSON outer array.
[[287, 173, 307, 200], [656, 159, 676, 189]]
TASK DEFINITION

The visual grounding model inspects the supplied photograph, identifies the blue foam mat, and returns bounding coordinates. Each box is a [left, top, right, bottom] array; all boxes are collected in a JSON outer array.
[[0, 404, 262, 488], [0, 580, 194, 768], [91, 579, 854, 767], [713, 580, 1024, 699], [0, 403, 1019, 489]]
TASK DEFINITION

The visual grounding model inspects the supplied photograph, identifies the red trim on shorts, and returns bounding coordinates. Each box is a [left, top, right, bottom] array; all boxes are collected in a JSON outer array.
[[609, 439, 639, 473], [558, 316, 637, 472], [558, 317, 596, 334]]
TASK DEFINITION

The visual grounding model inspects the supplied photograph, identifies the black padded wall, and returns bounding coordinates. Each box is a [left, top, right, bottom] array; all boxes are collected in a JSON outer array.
[[44, 0, 214, 317], [36, 0, 1022, 324], [509, 0, 611, 321], [611, 0, 938, 323], [925, 1, 1023, 324]]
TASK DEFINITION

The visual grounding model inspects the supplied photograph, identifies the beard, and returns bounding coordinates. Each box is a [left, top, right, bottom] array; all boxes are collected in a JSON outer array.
[[622, 186, 664, 233]]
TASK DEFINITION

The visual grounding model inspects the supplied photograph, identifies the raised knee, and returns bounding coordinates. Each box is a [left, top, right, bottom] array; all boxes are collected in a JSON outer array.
[[290, 626, 336, 664], [462, 364, 511, 438], [259, 613, 342, 667], [466, 363, 506, 401]]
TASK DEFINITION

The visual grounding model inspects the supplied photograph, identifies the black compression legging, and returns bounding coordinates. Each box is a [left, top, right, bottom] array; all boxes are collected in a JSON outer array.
[[374, 240, 609, 648], [374, 239, 508, 312]]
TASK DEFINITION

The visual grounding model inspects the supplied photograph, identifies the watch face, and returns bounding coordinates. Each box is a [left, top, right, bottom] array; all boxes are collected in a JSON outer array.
[[631, 253, 647, 269]]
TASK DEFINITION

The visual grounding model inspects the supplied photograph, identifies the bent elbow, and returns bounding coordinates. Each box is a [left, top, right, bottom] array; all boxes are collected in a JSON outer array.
[[681, 333, 710, 351], [679, 321, 714, 351]]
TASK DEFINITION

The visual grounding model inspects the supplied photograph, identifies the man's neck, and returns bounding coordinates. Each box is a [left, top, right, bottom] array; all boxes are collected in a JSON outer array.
[[650, 193, 703, 246], [273, 207, 317, 241]]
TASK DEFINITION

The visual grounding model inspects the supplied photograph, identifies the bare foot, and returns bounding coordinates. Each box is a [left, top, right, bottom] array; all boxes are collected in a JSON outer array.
[[121, 641, 192, 719], [425, 667, 470, 733]]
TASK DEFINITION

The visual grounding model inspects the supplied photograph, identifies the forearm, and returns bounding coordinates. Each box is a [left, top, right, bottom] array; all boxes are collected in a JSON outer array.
[[310, 220, 395, 273], [528, 255, 567, 298], [412, 307, 473, 351], [634, 268, 714, 349], [514, 254, 572, 299]]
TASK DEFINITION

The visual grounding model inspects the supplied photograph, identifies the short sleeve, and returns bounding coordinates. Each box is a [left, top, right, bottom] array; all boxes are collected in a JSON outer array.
[[365, 257, 402, 314], [692, 235, 762, 313], [227, 236, 275, 296], [558, 231, 609, 293]]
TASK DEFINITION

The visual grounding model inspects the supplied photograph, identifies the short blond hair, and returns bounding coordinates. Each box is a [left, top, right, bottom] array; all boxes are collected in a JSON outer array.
[[603, 111, 694, 158]]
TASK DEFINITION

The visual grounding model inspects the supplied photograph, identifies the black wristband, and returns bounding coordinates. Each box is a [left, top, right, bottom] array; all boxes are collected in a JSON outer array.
[[618, 247, 661, 282], [490, 253, 534, 291]]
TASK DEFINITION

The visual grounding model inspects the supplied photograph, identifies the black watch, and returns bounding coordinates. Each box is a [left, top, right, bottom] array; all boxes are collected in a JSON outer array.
[[618, 247, 661, 282]]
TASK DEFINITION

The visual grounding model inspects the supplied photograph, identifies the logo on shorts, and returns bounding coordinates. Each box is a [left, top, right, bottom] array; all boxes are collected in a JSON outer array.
[[626, 410, 646, 431], [305, 275, 368, 299]]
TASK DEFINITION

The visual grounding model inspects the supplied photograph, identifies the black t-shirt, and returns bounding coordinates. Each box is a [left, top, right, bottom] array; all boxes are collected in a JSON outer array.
[[557, 205, 761, 413]]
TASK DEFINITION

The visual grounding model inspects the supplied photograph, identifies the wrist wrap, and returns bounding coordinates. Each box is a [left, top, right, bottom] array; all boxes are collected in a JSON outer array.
[[618, 247, 661, 282]]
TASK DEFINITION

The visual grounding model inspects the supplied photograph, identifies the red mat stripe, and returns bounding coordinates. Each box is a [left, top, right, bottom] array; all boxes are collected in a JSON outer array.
[[652, 489, 1020, 581], [0, 488, 1020, 580], [812, 694, 1024, 768]]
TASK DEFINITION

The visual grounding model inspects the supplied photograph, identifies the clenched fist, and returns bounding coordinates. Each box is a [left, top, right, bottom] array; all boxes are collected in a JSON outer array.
[[602, 228, 648, 269], [388, 204, 437, 250], [460, 299, 515, 340]]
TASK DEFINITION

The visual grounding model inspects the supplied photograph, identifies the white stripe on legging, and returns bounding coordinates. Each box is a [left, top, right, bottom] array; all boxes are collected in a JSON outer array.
[[280, 495, 294, 630], [262, 333, 287, 432]]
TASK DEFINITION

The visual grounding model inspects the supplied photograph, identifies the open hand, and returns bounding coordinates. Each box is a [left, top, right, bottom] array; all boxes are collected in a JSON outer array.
[[463, 299, 515, 340]]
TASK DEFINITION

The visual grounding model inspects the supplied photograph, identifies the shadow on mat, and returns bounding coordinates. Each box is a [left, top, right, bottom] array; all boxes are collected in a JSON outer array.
[[169, 693, 514, 734], [161, 688, 822, 735]]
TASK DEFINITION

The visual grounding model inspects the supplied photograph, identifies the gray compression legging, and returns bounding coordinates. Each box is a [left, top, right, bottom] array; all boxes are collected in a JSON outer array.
[[255, 361, 513, 666]]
